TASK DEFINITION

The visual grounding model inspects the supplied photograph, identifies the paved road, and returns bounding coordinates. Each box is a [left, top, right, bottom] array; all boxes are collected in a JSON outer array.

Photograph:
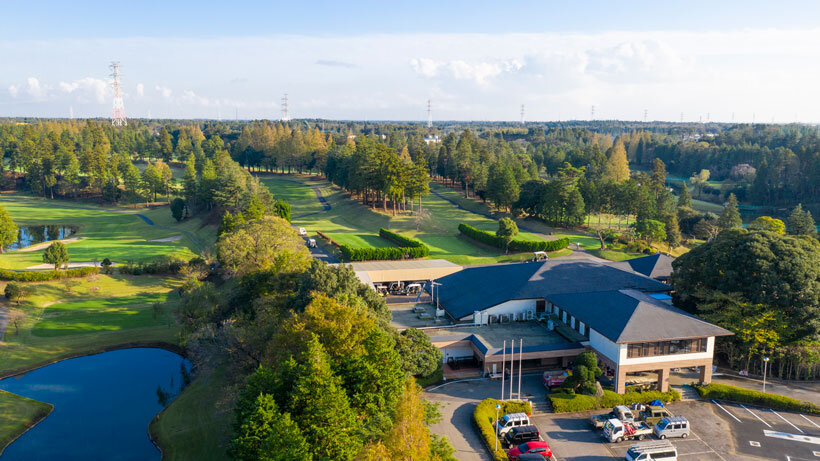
[[424, 374, 548, 461], [670, 369, 820, 406]]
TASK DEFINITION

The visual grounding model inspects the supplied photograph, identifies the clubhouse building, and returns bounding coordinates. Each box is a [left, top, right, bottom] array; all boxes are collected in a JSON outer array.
[[424, 257, 731, 394]]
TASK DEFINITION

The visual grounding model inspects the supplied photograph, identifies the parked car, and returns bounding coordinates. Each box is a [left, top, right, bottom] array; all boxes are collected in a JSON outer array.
[[625, 440, 678, 460], [641, 406, 673, 426], [298, 227, 307, 236], [507, 440, 553, 460], [591, 405, 635, 428], [653, 416, 690, 440], [495, 412, 531, 435], [307, 238, 317, 248], [603, 418, 653, 443], [503, 424, 540, 447], [542, 371, 568, 388]]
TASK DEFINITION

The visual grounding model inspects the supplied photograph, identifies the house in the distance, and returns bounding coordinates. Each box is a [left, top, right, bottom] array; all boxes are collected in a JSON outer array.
[[427, 259, 731, 393]]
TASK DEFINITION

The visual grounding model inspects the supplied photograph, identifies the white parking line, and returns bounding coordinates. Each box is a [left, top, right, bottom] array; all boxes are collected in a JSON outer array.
[[740, 404, 772, 428], [711, 400, 742, 422], [800, 414, 820, 429], [687, 430, 728, 461], [771, 409, 805, 434], [679, 451, 720, 457], [764, 429, 820, 445]]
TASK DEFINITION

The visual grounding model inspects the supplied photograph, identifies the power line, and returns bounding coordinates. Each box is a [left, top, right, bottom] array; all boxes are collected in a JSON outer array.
[[281, 93, 290, 121]]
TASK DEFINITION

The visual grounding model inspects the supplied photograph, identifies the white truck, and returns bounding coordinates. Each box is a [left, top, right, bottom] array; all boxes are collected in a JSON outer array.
[[602, 418, 653, 443]]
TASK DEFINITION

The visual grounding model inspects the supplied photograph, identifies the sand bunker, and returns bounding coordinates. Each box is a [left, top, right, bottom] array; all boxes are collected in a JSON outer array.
[[149, 235, 182, 242], [17, 237, 82, 252]]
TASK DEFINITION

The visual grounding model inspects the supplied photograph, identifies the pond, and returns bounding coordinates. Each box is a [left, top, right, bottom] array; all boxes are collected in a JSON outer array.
[[0, 348, 191, 461], [6, 225, 78, 251]]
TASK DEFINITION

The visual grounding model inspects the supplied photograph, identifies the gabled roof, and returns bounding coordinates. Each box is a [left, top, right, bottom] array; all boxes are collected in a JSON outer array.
[[615, 253, 674, 279], [434, 260, 671, 320], [546, 289, 733, 343]]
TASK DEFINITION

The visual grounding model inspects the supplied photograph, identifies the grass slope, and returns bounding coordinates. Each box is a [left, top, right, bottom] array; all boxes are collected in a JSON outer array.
[[32, 292, 177, 337], [0, 390, 52, 454], [150, 364, 233, 461], [263, 175, 570, 265], [0, 195, 213, 270], [323, 232, 397, 249], [0, 275, 181, 376]]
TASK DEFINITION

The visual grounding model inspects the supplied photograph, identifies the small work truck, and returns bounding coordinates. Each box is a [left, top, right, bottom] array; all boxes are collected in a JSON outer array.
[[602, 418, 653, 443], [590, 405, 635, 429]]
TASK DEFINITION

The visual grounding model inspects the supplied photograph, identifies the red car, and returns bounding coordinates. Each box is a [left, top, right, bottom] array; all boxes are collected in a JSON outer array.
[[507, 440, 553, 460]]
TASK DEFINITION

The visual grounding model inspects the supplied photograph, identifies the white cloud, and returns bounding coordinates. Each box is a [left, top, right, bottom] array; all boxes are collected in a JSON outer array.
[[136, 83, 144, 97], [58, 77, 108, 103], [8, 85, 19, 97], [410, 58, 441, 77], [155, 85, 173, 100]]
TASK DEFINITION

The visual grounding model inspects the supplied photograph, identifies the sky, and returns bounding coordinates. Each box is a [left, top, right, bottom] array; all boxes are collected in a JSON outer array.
[[3, 0, 820, 122]]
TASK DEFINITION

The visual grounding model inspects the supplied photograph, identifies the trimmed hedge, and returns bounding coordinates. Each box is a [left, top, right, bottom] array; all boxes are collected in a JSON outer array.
[[340, 245, 428, 261], [379, 228, 430, 256], [117, 257, 186, 275], [0, 266, 98, 282], [473, 399, 533, 461], [694, 383, 820, 414], [549, 388, 680, 413], [340, 230, 429, 261], [458, 223, 570, 253]]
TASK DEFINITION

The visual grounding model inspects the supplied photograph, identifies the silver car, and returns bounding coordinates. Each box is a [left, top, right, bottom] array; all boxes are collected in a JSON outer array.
[[653, 416, 689, 440]]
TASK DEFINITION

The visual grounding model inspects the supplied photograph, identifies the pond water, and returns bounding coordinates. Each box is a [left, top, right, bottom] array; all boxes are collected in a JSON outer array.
[[6, 225, 78, 251], [0, 348, 190, 461]]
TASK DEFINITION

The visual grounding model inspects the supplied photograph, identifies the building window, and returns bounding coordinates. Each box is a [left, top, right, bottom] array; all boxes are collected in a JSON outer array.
[[626, 338, 708, 358]]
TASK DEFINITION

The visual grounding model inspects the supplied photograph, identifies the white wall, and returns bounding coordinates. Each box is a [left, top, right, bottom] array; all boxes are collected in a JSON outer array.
[[471, 299, 537, 325], [589, 329, 623, 363]]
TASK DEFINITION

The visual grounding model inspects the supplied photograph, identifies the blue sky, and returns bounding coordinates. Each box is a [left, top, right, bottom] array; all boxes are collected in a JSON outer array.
[[3, 1, 820, 121]]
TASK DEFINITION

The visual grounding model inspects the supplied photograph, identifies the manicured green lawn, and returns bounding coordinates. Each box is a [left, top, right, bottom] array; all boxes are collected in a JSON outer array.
[[0, 195, 210, 270], [0, 275, 182, 376], [322, 232, 397, 249], [0, 390, 52, 453], [32, 292, 177, 337], [150, 364, 232, 461], [264, 175, 572, 265], [587, 248, 646, 261]]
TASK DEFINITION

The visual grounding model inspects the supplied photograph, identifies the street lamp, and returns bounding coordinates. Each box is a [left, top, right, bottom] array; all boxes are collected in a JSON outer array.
[[495, 404, 501, 451], [762, 356, 769, 393]]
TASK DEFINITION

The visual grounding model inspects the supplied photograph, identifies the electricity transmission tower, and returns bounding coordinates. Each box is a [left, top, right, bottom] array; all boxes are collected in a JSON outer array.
[[644, 109, 648, 123], [427, 99, 432, 128], [590, 105, 595, 121], [281, 93, 290, 121], [110, 61, 127, 126], [520, 104, 525, 124]]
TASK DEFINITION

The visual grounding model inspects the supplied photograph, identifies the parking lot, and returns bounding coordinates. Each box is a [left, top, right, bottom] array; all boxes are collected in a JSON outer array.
[[533, 399, 820, 461]]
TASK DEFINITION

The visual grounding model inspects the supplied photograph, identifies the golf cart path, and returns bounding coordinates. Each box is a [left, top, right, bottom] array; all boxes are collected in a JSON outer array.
[[0, 198, 205, 253], [0, 305, 7, 341]]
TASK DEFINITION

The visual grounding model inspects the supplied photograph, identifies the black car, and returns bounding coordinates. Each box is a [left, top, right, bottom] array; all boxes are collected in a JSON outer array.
[[504, 424, 540, 447]]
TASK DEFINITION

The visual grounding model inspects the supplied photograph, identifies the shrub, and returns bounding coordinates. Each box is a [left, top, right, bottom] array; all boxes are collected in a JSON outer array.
[[0, 266, 98, 282], [170, 198, 186, 222], [694, 383, 820, 414], [458, 223, 569, 253], [549, 388, 680, 413], [379, 228, 430, 257], [473, 399, 533, 461], [340, 234, 428, 261], [117, 256, 187, 275]]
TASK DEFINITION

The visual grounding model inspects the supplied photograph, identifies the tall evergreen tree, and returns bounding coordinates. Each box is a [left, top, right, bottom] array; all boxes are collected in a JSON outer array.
[[603, 140, 630, 183], [786, 204, 817, 236], [678, 181, 693, 208], [718, 193, 742, 230]]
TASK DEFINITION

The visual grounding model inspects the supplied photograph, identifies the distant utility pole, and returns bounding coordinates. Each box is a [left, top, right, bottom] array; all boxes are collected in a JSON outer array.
[[281, 93, 290, 121], [427, 99, 432, 128], [680, 112, 684, 123], [707, 112, 710, 122], [69, 106, 74, 120], [520, 104, 525, 124], [732, 112, 735, 123], [590, 105, 595, 121], [110, 61, 127, 126], [643, 109, 648, 123]]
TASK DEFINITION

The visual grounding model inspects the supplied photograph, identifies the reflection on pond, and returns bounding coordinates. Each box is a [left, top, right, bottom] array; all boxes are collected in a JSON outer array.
[[0, 348, 191, 461], [6, 225, 77, 251]]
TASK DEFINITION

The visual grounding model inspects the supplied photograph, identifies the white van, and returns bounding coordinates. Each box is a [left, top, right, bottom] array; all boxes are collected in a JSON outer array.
[[625, 441, 677, 461], [494, 412, 531, 435]]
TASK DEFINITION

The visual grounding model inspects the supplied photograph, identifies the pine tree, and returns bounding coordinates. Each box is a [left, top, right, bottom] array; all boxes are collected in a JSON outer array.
[[158, 127, 173, 162], [290, 337, 362, 460], [230, 393, 311, 461], [786, 204, 817, 236], [603, 140, 630, 183], [663, 213, 682, 249], [718, 193, 742, 230], [678, 181, 693, 208], [183, 153, 198, 206], [43, 241, 70, 270]]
